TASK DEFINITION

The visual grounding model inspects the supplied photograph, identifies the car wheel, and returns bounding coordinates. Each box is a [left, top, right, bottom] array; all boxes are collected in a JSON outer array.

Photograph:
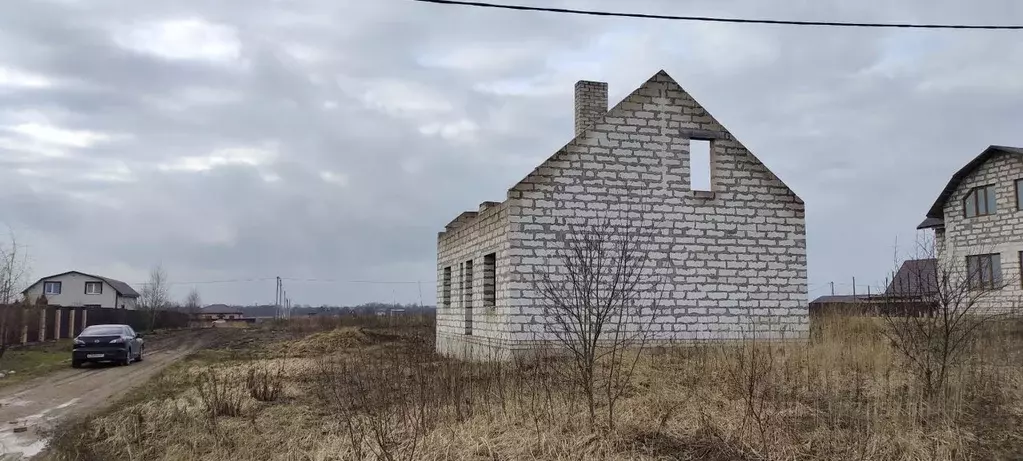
[[122, 351, 132, 366], [136, 346, 144, 362], [71, 360, 82, 368]]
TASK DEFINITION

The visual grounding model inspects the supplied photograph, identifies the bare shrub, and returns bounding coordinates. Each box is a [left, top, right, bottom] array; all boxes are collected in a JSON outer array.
[[535, 215, 667, 430], [880, 238, 1021, 404], [246, 362, 285, 402], [721, 325, 782, 459], [314, 347, 432, 461], [196, 367, 244, 420]]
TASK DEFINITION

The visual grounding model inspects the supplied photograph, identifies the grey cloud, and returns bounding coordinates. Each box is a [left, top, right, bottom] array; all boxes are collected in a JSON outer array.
[[0, 0, 1021, 304]]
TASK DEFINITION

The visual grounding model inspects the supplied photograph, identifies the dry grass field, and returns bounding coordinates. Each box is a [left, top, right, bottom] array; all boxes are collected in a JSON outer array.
[[46, 314, 1023, 461]]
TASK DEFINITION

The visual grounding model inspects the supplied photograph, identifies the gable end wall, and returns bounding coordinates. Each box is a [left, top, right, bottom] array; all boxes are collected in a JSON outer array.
[[504, 72, 808, 344]]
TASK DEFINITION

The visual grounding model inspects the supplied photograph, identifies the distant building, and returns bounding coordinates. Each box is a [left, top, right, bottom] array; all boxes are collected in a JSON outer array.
[[884, 258, 938, 300], [197, 304, 244, 321], [809, 259, 941, 317], [807, 295, 873, 316], [22, 271, 139, 309]]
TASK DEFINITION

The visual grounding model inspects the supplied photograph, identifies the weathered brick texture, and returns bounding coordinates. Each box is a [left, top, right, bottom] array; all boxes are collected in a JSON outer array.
[[574, 80, 608, 137], [437, 70, 808, 360], [937, 151, 1023, 313]]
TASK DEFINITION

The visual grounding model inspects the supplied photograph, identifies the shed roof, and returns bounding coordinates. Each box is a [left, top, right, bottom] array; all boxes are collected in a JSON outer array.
[[884, 258, 938, 297]]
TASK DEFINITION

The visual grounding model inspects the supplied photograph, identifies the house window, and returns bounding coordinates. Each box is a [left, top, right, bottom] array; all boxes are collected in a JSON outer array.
[[690, 139, 712, 191], [967, 253, 1002, 290], [442, 267, 452, 309], [483, 253, 496, 308], [1015, 179, 1023, 211], [463, 259, 473, 336], [963, 185, 996, 218], [84, 282, 102, 295], [43, 281, 61, 295]]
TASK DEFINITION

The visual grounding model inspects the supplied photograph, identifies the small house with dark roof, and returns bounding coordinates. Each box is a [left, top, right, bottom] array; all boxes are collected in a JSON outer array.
[[917, 145, 1023, 313], [22, 270, 139, 309], [198, 304, 245, 321], [884, 258, 938, 299], [809, 259, 941, 317]]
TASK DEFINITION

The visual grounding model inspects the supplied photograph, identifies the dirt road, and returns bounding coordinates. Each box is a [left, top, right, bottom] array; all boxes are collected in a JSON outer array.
[[0, 330, 205, 460]]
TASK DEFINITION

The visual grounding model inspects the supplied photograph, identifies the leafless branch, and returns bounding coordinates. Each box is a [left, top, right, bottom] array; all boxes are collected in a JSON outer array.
[[534, 213, 668, 430]]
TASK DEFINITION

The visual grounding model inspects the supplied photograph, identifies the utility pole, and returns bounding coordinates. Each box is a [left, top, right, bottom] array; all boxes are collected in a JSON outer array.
[[852, 277, 857, 297], [830, 281, 834, 295], [274, 276, 281, 320]]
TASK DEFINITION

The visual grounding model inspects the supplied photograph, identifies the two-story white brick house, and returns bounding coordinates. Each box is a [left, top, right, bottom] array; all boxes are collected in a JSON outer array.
[[918, 145, 1023, 313], [436, 70, 808, 360], [22, 271, 139, 309]]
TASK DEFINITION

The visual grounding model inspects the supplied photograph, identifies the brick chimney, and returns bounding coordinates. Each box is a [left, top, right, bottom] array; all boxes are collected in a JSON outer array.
[[574, 80, 608, 136]]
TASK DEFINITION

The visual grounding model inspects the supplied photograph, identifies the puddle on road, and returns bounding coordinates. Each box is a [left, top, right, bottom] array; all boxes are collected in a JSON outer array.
[[0, 398, 80, 459], [0, 398, 31, 408], [0, 434, 46, 459]]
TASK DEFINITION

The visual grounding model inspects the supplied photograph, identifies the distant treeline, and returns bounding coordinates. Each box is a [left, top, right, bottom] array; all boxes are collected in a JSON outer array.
[[173, 302, 435, 317]]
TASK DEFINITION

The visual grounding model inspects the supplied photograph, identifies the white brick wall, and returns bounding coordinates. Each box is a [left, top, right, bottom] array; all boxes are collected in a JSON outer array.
[[939, 152, 1023, 313], [437, 71, 809, 360], [436, 203, 516, 359]]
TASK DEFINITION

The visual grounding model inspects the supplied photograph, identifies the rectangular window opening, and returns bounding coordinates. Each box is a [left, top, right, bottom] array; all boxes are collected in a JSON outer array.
[[967, 253, 1002, 290], [483, 253, 496, 308], [43, 281, 61, 295], [964, 185, 997, 218], [85, 282, 102, 295], [442, 267, 452, 309], [463, 260, 474, 335], [689, 139, 712, 191], [1015, 179, 1023, 211]]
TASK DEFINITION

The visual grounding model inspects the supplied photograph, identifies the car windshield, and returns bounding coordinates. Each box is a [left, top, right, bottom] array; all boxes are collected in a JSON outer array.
[[80, 326, 124, 336]]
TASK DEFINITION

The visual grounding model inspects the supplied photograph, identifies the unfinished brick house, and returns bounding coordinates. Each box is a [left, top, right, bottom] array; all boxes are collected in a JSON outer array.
[[917, 145, 1023, 313], [436, 70, 808, 360]]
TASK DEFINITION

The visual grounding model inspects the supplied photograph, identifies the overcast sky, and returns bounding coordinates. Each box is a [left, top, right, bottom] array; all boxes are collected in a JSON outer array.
[[0, 0, 1020, 306]]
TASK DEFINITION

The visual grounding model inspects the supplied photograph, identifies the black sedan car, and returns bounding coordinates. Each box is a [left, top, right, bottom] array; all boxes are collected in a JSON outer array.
[[72, 324, 144, 368]]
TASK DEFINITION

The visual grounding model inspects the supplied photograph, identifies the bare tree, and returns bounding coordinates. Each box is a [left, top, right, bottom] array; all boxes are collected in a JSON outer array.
[[0, 231, 29, 359], [0, 231, 29, 305], [534, 216, 665, 430], [138, 265, 169, 331], [184, 287, 202, 315], [880, 236, 1019, 401]]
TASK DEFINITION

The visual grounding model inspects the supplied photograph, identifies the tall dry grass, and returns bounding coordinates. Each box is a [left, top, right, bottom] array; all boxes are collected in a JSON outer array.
[[47, 314, 1023, 461]]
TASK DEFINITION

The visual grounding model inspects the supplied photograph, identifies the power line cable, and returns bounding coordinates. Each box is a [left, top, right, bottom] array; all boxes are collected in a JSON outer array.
[[129, 277, 278, 286], [411, 0, 1023, 30], [281, 277, 423, 285], [128, 277, 426, 286]]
